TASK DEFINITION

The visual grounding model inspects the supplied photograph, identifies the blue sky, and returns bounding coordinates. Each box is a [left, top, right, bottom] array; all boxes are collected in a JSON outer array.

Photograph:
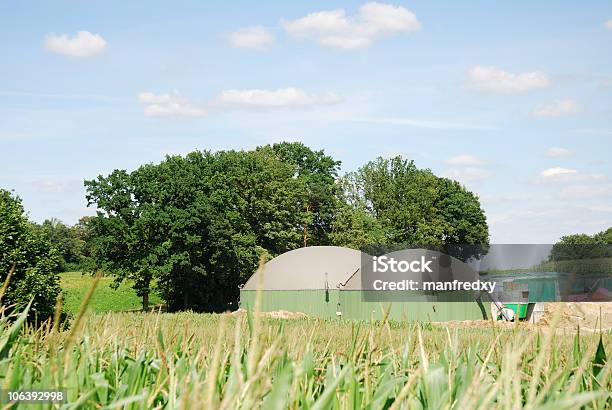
[[1, 1, 611, 243]]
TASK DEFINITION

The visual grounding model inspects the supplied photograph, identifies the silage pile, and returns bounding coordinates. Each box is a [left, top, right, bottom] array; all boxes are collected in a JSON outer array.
[[537, 302, 612, 332], [433, 302, 612, 332], [431, 320, 523, 329], [230, 308, 308, 319]]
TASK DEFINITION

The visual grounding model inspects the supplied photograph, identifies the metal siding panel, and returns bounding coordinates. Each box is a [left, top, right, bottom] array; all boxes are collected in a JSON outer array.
[[338, 291, 485, 321], [240, 289, 485, 321], [240, 290, 340, 318]]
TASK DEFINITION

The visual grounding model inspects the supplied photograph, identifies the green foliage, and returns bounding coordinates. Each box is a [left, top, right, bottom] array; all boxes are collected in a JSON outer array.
[[85, 146, 334, 312], [85, 147, 490, 311], [593, 333, 607, 378], [550, 228, 612, 261], [594, 227, 612, 244], [35, 218, 87, 271], [258, 142, 341, 246], [341, 156, 489, 259], [0, 306, 610, 408], [329, 174, 386, 249], [0, 189, 61, 320]]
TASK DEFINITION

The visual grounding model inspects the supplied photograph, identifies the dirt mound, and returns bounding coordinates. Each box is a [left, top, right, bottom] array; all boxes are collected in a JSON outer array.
[[432, 302, 612, 332], [230, 309, 308, 319], [431, 320, 527, 329], [538, 302, 612, 332]]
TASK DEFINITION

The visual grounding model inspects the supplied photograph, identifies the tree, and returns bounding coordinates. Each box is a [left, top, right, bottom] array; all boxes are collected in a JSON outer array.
[[258, 142, 341, 246], [594, 227, 612, 245], [36, 218, 84, 271], [72, 216, 95, 269], [550, 228, 612, 261], [85, 147, 313, 312], [0, 189, 61, 320], [85, 169, 162, 311], [330, 175, 385, 249], [343, 156, 489, 259], [330, 205, 386, 249]]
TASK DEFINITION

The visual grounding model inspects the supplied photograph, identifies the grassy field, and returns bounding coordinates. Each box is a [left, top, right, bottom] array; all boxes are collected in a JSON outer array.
[[0, 293, 610, 408], [60, 272, 162, 314]]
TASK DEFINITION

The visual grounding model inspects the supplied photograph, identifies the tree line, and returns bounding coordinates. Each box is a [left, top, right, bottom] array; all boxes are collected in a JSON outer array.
[[1, 142, 490, 317], [550, 227, 612, 261]]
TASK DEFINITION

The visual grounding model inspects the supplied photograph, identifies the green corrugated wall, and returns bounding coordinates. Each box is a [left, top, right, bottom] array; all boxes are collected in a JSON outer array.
[[339, 291, 487, 321], [240, 289, 488, 321], [240, 290, 342, 317]]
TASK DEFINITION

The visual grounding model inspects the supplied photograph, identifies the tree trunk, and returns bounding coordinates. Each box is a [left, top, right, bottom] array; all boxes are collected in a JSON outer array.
[[142, 292, 149, 311], [141, 274, 151, 311], [303, 203, 311, 247]]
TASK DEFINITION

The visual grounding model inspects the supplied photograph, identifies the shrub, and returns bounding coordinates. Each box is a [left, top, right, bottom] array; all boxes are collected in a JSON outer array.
[[0, 189, 61, 320]]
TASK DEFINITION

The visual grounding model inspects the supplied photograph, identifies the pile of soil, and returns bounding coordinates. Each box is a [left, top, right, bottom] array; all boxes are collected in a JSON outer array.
[[431, 320, 525, 329], [432, 302, 612, 332], [538, 302, 612, 332], [230, 308, 308, 319]]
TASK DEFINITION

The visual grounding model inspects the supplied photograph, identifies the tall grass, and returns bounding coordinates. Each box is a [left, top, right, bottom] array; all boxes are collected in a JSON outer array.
[[0, 301, 610, 409]]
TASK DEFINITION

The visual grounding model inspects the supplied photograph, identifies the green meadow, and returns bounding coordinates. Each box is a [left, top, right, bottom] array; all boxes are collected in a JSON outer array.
[[60, 272, 162, 314]]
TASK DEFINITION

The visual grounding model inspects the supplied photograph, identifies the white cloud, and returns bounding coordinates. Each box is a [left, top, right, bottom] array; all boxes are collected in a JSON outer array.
[[44, 31, 107, 58], [229, 26, 274, 50], [466, 66, 551, 94], [281, 2, 421, 50], [533, 99, 580, 117], [138, 87, 341, 117], [138, 91, 207, 118], [605, 19, 612, 30], [446, 154, 487, 166], [444, 154, 492, 183], [540, 167, 578, 178], [539, 167, 606, 184], [546, 147, 572, 157], [216, 87, 341, 108], [538, 166, 612, 200], [444, 167, 492, 182]]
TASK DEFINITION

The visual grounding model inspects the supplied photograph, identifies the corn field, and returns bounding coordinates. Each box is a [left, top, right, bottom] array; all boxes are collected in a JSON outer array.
[[0, 295, 609, 410]]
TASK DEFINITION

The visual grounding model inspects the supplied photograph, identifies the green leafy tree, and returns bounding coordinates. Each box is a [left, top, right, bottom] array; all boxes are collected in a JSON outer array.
[[330, 175, 385, 249], [86, 147, 312, 311], [0, 189, 61, 320], [36, 218, 84, 271], [259, 142, 341, 246], [343, 156, 489, 259], [85, 169, 162, 310], [72, 216, 95, 270], [594, 227, 612, 245], [550, 228, 612, 260], [330, 205, 385, 249]]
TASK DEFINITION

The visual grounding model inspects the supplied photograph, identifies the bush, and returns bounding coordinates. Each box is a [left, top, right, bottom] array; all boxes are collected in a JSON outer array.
[[0, 189, 61, 320]]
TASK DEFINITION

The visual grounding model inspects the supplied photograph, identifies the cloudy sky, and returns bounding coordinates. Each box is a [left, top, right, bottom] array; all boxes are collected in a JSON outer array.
[[1, 1, 611, 243]]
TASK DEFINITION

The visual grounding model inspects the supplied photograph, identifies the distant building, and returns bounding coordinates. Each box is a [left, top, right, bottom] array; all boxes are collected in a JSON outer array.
[[239, 246, 487, 321]]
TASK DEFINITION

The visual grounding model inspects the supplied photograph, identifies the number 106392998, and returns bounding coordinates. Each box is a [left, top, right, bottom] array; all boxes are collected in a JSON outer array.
[[2, 390, 66, 403]]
